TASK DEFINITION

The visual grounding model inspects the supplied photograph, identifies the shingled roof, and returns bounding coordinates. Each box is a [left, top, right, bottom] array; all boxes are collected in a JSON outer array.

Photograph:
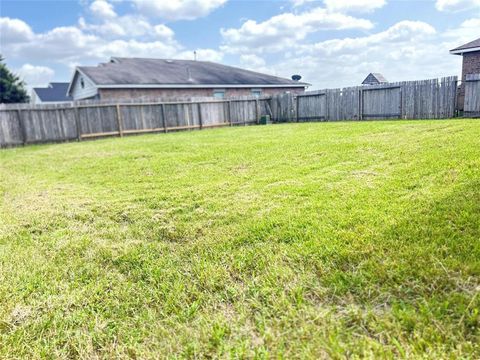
[[33, 82, 72, 102], [73, 58, 309, 88], [362, 73, 388, 85], [450, 37, 480, 54]]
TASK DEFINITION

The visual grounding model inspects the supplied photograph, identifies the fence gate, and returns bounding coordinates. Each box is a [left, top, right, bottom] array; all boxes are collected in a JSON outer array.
[[464, 74, 480, 118], [362, 86, 402, 120]]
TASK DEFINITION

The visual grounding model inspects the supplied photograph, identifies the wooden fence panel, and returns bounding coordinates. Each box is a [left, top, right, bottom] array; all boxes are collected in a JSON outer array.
[[199, 102, 227, 126], [326, 89, 341, 121], [163, 103, 199, 129], [400, 77, 457, 119], [271, 93, 295, 122], [78, 106, 119, 137], [259, 99, 272, 119], [0, 110, 23, 147], [121, 104, 165, 131], [23, 108, 77, 143], [362, 86, 401, 120], [465, 74, 480, 118], [297, 93, 326, 122], [230, 100, 257, 125], [341, 86, 361, 121]]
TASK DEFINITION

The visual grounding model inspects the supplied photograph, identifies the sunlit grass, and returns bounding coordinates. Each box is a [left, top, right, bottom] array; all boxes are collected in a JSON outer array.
[[0, 120, 479, 358]]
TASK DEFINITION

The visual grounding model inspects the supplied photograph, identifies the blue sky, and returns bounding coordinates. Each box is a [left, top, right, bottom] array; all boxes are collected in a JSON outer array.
[[1, 0, 479, 90]]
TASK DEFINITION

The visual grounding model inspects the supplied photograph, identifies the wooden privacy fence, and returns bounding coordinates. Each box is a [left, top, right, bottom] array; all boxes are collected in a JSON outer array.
[[0, 76, 464, 148], [273, 76, 458, 122], [0, 98, 269, 147], [464, 74, 480, 118]]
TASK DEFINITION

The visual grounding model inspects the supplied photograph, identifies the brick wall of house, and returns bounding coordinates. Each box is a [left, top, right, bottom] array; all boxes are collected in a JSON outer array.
[[97, 87, 305, 101], [458, 51, 480, 110]]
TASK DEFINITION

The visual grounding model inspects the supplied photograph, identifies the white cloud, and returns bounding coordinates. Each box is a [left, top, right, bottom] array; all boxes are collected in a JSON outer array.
[[90, 0, 117, 18], [20, 26, 102, 61], [133, 0, 227, 20], [16, 64, 55, 89], [154, 24, 175, 39], [298, 21, 436, 56], [324, 0, 387, 13], [240, 54, 266, 68], [95, 39, 180, 59], [221, 7, 374, 54], [262, 20, 462, 90], [441, 17, 480, 49], [0, 17, 34, 44], [176, 48, 224, 62], [238, 54, 273, 75], [291, 0, 314, 7], [1, 19, 181, 67], [79, 14, 173, 39], [435, 0, 480, 12]]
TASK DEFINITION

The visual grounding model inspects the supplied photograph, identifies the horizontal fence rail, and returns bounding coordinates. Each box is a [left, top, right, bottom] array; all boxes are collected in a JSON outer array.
[[0, 76, 465, 148]]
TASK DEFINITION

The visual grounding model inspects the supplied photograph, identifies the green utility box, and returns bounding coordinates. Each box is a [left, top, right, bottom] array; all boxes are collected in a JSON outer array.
[[259, 115, 271, 125]]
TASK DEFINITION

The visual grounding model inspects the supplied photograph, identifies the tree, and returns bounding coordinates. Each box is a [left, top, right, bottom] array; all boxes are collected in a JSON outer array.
[[0, 55, 29, 103]]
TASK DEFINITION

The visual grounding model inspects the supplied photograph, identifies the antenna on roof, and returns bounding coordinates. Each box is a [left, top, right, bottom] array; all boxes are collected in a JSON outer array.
[[194, 50, 197, 61], [292, 75, 302, 81]]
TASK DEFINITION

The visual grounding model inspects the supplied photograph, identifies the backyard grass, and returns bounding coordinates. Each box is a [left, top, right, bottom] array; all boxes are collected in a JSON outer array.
[[0, 120, 479, 359]]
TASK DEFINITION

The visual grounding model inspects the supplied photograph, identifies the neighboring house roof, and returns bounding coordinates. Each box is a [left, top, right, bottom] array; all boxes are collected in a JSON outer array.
[[450, 37, 480, 55], [33, 82, 72, 102], [362, 73, 388, 85], [68, 57, 309, 95]]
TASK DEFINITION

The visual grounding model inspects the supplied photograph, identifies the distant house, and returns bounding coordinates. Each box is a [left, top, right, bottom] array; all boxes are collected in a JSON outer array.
[[362, 73, 388, 86], [450, 37, 480, 110], [31, 82, 72, 104], [67, 57, 309, 101]]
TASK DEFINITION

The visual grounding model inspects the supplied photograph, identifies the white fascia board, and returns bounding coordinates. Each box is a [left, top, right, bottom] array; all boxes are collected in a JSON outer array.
[[450, 47, 480, 55]]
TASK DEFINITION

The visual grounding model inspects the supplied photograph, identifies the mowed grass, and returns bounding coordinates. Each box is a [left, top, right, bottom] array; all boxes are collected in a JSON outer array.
[[0, 120, 479, 359]]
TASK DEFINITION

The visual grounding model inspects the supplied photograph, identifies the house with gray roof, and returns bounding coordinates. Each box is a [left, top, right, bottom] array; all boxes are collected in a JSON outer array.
[[31, 82, 73, 104], [450, 37, 480, 110], [362, 73, 388, 86], [67, 57, 309, 101]]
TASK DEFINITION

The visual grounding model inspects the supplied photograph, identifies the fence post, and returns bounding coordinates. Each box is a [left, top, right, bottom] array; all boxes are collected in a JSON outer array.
[[116, 104, 124, 137], [161, 103, 167, 133], [16, 109, 27, 145], [358, 88, 363, 120], [399, 86, 403, 119], [255, 99, 260, 124], [454, 78, 458, 118], [74, 105, 82, 141], [227, 100, 232, 126], [295, 95, 299, 122], [243, 100, 247, 126], [197, 102, 203, 130], [325, 91, 329, 121]]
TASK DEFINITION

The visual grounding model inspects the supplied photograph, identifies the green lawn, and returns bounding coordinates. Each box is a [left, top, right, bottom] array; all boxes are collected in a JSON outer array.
[[0, 120, 479, 359]]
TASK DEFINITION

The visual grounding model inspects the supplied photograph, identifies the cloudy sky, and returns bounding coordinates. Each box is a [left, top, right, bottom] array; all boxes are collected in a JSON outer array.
[[1, 0, 479, 90]]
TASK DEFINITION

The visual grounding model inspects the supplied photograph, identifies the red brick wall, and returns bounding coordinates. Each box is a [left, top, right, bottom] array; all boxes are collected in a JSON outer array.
[[98, 87, 305, 101], [458, 51, 480, 110]]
